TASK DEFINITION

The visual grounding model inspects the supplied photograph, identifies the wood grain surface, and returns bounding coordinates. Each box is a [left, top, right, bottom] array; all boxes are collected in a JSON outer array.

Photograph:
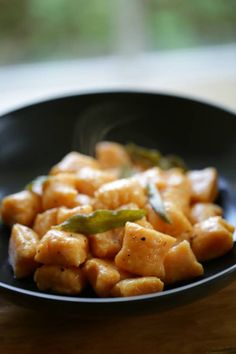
[[0, 281, 236, 354]]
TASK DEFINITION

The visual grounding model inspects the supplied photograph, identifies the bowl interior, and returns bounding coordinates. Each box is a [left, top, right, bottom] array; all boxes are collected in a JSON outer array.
[[0, 91, 235, 309]]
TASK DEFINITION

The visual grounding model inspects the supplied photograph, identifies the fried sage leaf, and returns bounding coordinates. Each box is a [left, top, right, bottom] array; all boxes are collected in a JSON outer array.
[[125, 143, 161, 167], [57, 209, 146, 235], [125, 143, 187, 170], [26, 175, 48, 195], [119, 165, 135, 178], [159, 154, 188, 171], [147, 182, 171, 224]]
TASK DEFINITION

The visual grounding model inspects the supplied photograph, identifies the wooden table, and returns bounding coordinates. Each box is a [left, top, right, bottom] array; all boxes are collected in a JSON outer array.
[[1, 281, 236, 354]]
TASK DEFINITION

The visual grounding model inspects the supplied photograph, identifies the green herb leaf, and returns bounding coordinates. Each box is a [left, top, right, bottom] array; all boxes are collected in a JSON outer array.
[[159, 155, 188, 171], [147, 182, 171, 224], [26, 175, 48, 195], [125, 143, 161, 167], [56, 209, 146, 234], [125, 143, 187, 171], [119, 165, 135, 178]]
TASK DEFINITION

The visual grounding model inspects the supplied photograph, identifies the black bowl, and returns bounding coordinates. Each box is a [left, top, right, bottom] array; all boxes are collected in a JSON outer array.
[[0, 91, 235, 314]]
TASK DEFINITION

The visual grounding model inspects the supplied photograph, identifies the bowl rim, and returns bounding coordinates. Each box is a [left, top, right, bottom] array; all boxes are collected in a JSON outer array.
[[0, 88, 235, 119], [0, 263, 235, 303]]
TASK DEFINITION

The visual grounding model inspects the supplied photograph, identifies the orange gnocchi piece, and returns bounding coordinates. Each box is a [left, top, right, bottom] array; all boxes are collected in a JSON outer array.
[[115, 222, 175, 279], [111, 277, 164, 297], [89, 228, 124, 259], [189, 203, 222, 224], [146, 203, 192, 241], [1, 190, 41, 226], [187, 168, 218, 203], [57, 205, 93, 224], [95, 178, 146, 209], [42, 174, 78, 210], [164, 240, 204, 284], [35, 229, 88, 267], [50, 151, 100, 175], [34, 265, 86, 295], [83, 258, 121, 297], [9, 224, 39, 278], [191, 217, 234, 261], [33, 208, 58, 238], [96, 141, 131, 168], [76, 167, 115, 196]]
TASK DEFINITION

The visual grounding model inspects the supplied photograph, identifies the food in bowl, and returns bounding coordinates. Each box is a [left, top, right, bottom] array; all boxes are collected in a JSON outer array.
[[0, 142, 234, 297]]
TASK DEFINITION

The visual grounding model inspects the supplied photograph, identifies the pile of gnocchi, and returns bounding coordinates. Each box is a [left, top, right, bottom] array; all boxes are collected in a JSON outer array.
[[0, 141, 234, 298]]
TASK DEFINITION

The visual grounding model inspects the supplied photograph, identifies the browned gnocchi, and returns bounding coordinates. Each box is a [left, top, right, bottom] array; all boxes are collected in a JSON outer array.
[[0, 141, 234, 298]]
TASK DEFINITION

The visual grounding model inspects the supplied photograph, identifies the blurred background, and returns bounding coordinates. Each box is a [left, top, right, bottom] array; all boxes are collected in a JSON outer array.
[[0, 0, 236, 113]]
